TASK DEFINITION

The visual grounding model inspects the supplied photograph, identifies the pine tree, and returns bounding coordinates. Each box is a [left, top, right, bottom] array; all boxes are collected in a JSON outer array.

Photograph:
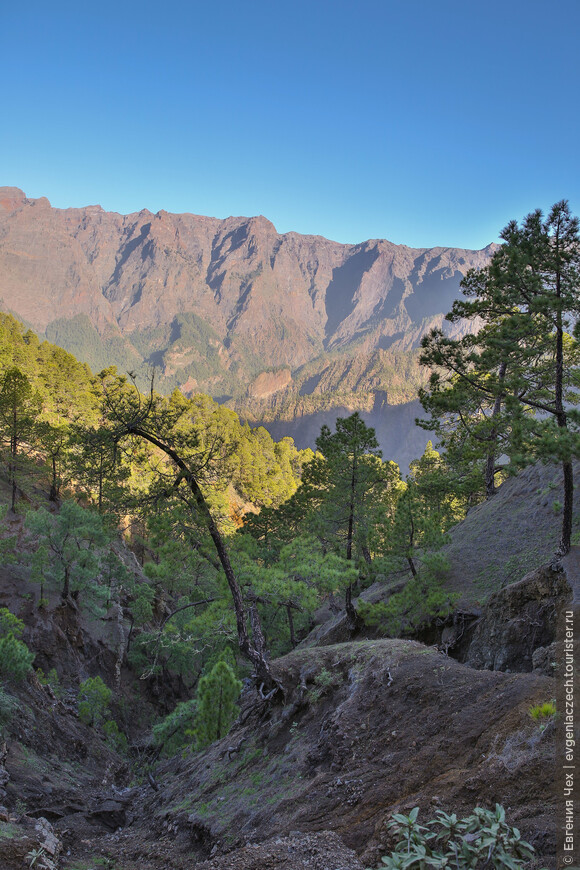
[[67, 423, 130, 513], [418, 326, 515, 500], [25, 501, 110, 601], [101, 372, 277, 690], [193, 655, 242, 748], [384, 442, 455, 578], [419, 201, 580, 553], [491, 201, 580, 554], [0, 367, 41, 510], [77, 676, 112, 726], [308, 413, 399, 628]]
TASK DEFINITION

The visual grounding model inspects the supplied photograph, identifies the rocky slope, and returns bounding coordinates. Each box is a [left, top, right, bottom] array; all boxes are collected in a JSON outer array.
[[0, 462, 572, 869], [0, 627, 561, 870], [77, 639, 558, 869], [0, 187, 493, 457]]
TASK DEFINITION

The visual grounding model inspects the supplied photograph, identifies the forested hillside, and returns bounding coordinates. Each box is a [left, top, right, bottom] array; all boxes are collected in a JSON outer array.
[[0, 200, 577, 708], [0, 310, 454, 678]]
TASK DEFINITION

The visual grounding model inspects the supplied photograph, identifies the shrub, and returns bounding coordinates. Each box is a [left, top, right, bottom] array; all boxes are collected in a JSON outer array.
[[0, 633, 35, 683], [26, 846, 57, 869], [360, 555, 458, 637], [529, 700, 556, 720], [103, 719, 128, 754], [0, 607, 26, 638], [0, 608, 34, 683], [78, 676, 112, 726], [369, 804, 535, 870], [152, 699, 198, 757], [309, 667, 341, 702]]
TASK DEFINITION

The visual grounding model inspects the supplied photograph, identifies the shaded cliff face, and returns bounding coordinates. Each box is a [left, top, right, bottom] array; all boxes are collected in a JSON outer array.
[[0, 187, 494, 447]]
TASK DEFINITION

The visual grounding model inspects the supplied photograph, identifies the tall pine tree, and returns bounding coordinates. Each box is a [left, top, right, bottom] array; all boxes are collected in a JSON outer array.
[[419, 201, 580, 553]]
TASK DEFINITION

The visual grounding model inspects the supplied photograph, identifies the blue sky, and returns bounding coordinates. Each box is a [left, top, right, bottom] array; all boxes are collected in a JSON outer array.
[[2, 0, 579, 250]]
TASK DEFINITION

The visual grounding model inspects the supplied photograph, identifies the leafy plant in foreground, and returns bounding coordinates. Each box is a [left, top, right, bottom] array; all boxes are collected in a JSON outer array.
[[369, 804, 535, 869]]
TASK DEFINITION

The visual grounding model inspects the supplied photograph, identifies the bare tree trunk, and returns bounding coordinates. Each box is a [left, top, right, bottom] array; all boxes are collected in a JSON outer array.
[[62, 566, 70, 599], [344, 583, 359, 632], [286, 604, 297, 649], [49, 454, 59, 503], [344, 455, 359, 631], [484, 361, 508, 498], [10, 430, 17, 513], [560, 460, 574, 556], [554, 259, 573, 556], [555, 319, 573, 555]]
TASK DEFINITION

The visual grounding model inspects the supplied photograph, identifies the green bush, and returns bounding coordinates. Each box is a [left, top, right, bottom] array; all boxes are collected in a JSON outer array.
[[78, 676, 112, 726], [0, 607, 26, 638], [0, 633, 35, 683], [0, 686, 18, 729], [103, 719, 128, 754], [309, 667, 341, 702], [369, 804, 535, 870], [360, 555, 458, 637], [0, 608, 34, 683], [529, 700, 556, 721], [152, 699, 198, 757]]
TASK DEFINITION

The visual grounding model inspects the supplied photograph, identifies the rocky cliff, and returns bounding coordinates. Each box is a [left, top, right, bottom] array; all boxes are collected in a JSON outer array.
[[0, 187, 493, 448]]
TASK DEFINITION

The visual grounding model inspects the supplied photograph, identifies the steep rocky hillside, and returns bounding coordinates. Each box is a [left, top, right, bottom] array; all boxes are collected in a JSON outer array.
[[0, 461, 572, 869], [55, 640, 558, 870], [443, 460, 580, 604], [0, 608, 562, 870], [301, 459, 579, 670], [0, 188, 493, 444]]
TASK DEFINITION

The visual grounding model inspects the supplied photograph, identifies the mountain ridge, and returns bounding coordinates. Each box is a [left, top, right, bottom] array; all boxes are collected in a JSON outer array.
[[0, 187, 495, 456]]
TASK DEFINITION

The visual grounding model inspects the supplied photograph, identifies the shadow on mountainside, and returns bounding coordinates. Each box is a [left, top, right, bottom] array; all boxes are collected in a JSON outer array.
[[443, 460, 580, 605]]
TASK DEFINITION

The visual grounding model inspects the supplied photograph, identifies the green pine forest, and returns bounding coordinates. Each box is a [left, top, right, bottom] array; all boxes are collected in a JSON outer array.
[[0, 201, 579, 753]]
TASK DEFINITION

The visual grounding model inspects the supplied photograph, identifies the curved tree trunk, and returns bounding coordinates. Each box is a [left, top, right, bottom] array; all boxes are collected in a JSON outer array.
[[125, 424, 276, 689]]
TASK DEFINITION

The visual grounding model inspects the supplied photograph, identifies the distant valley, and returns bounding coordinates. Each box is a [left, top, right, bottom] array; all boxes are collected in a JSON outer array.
[[0, 187, 494, 464]]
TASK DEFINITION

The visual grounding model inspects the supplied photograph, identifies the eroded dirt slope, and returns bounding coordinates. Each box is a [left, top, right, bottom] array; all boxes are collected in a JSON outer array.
[[95, 640, 556, 870]]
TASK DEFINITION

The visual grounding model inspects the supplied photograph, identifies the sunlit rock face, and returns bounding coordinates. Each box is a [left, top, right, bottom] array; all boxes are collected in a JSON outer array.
[[0, 187, 495, 460]]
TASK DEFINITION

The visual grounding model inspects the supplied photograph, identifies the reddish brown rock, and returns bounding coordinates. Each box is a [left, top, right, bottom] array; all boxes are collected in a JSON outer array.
[[0, 188, 495, 430], [248, 368, 292, 398]]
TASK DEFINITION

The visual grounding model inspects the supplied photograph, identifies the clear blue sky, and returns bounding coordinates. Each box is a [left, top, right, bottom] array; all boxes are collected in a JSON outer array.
[[2, 0, 579, 250]]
